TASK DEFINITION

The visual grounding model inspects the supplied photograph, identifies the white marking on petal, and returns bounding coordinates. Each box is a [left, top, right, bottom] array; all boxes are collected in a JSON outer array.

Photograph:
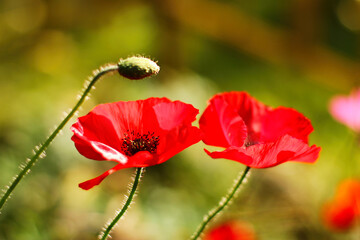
[[91, 141, 128, 164]]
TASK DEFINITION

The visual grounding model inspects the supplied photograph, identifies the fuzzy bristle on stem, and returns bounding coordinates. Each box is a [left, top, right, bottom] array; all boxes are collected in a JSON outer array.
[[0, 64, 119, 211], [99, 167, 144, 240], [0, 56, 158, 212], [189, 166, 251, 240]]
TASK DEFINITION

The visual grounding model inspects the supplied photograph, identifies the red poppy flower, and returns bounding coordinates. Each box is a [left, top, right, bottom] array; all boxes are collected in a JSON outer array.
[[329, 89, 360, 132], [203, 220, 256, 240], [199, 92, 320, 168], [71, 97, 201, 190], [322, 179, 360, 231]]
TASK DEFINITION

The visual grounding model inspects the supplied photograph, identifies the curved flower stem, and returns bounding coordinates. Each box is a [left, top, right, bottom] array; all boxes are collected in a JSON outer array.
[[100, 167, 144, 240], [190, 166, 251, 240], [0, 64, 119, 211]]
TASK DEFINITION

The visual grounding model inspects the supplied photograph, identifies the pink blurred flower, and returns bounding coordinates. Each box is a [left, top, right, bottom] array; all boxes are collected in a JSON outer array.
[[329, 89, 360, 132]]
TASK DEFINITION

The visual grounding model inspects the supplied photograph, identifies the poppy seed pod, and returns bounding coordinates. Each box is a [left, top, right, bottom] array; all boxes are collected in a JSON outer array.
[[118, 56, 160, 80]]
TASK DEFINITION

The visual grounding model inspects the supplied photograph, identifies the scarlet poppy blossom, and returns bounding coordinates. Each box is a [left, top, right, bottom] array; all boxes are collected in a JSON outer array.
[[199, 92, 320, 168], [329, 89, 360, 132], [203, 220, 256, 240], [322, 179, 360, 231], [71, 97, 201, 190]]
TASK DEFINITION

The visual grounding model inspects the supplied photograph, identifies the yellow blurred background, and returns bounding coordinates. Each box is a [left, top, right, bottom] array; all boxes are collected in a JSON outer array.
[[1, 0, 360, 239]]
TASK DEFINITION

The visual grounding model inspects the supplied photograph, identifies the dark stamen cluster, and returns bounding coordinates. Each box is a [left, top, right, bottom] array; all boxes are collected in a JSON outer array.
[[121, 130, 159, 156]]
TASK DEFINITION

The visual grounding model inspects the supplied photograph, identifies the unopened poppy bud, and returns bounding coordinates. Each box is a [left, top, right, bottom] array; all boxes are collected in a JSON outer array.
[[118, 56, 160, 80]]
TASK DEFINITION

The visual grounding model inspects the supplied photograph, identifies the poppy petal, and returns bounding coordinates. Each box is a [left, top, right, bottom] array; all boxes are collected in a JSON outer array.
[[204, 220, 256, 240], [79, 163, 127, 190], [157, 126, 202, 164], [71, 111, 122, 150], [79, 151, 154, 190], [71, 134, 105, 160], [205, 135, 320, 168], [89, 141, 128, 164], [153, 101, 199, 131], [88, 98, 166, 137], [322, 179, 360, 231], [219, 92, 270, 143], [71, 123, 128, 163], [323, 203, 357, 231], [151, 101, 202, 163], [260, 107, 314, 143], [200, 97, 247, 148]]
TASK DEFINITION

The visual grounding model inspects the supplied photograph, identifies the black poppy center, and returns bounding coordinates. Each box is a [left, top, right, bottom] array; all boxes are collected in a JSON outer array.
[[121, 131, 159, 156]]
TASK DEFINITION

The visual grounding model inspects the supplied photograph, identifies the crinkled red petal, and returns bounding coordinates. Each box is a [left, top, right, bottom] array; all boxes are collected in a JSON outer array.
[[71, 134, 104, 160], [79, 163, 127, 190], [218, 92, 270, 143], [79, 151, 154, 190], [145, 100, 201, 163], [260, 107, 313, 143], [205, 135, 320, 168], [71, 122, 128, 164], [157, 126, 202, 165], [199, 97, 247, 148], [153, 101, 199, 131]]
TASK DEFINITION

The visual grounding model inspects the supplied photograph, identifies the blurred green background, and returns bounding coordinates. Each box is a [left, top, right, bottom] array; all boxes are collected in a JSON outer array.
[[1, 0, 360, 239]]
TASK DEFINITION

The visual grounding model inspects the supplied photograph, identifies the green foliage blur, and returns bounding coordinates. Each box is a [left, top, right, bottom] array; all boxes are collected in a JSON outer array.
[[1, 0, 360, 239]]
